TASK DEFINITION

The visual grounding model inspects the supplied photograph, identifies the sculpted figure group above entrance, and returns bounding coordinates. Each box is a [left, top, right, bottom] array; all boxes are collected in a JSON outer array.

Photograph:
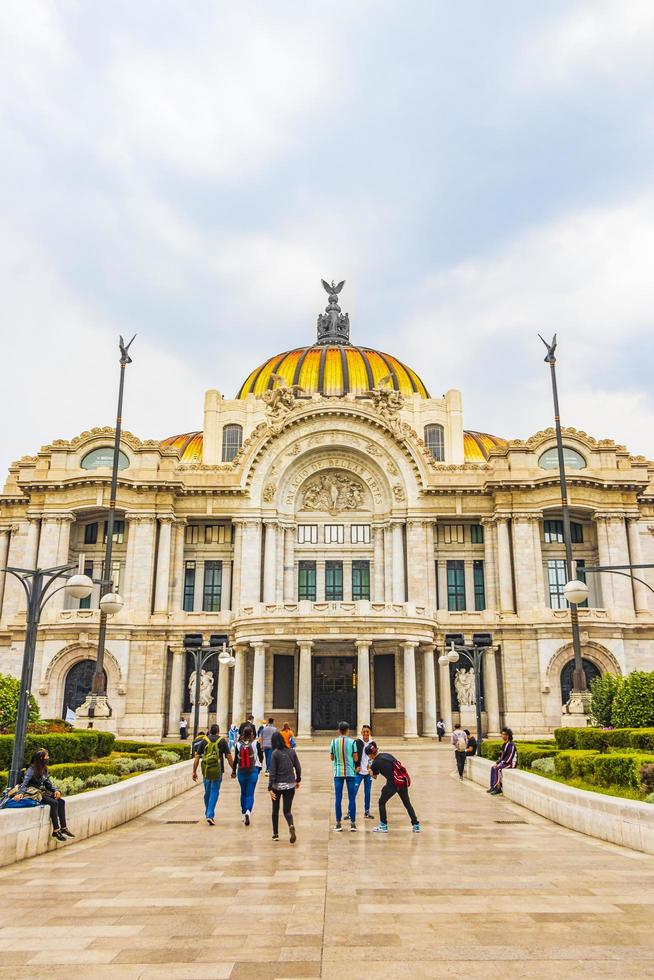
[[301, 470, 365, 515]]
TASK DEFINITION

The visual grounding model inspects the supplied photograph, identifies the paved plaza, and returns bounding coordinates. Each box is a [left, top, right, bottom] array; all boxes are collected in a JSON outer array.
[[1, 746, 654, 979]]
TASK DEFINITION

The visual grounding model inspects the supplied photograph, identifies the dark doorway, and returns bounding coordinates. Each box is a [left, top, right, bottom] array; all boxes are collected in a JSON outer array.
[[312, 656, 357, 731], [560, 658, 601, 704], [62, 659, 107, 717]]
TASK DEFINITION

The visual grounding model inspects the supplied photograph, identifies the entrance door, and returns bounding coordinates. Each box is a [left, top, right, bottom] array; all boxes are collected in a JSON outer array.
[[62, 660, 107, 717], [560, 658, 601, 704], [312, 656, 357, 731]]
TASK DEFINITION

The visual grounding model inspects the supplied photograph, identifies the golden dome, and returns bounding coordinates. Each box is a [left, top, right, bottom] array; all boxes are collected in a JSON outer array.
[[237, 346, 429, 399]]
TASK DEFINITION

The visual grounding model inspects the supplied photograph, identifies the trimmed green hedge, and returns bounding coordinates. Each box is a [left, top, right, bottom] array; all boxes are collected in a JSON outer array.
[[113, 740, 192, 759], [0, 760, 116, 792], [554, 727, 654, 751], [480, 741, 558, 769], [554, 750, 599, 780], [0, 731, 115, 770], [553, 749, 654, 789]]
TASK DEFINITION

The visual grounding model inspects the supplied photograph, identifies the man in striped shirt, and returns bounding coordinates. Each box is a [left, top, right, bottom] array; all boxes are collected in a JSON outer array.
[[330, 721, 359, 832]]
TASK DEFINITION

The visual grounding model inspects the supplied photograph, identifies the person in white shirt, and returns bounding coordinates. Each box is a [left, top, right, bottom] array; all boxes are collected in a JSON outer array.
[[354, 724, 375, 819], [451, 724, 468, 780]]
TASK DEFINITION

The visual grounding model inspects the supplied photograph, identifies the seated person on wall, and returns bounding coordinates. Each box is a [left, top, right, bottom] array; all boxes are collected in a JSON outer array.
[[488, 728, 518, 796], [10, 749, 76, 842]]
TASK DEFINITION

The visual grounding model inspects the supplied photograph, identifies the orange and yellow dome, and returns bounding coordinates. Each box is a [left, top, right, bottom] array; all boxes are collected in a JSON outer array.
[[237, 346, 429, 400]]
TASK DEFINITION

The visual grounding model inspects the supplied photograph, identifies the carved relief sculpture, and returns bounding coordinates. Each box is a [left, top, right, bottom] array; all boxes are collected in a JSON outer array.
[[262, 374, 306, 433], [188, 669, 214, 707], [454, 667, 475, 707], [301, 470, 365, 515]]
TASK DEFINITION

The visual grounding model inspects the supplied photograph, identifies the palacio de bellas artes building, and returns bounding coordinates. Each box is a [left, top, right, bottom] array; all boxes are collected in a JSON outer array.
[[1, 280, 653, 740]]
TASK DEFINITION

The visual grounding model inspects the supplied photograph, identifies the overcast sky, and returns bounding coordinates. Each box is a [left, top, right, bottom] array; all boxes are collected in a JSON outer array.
[[2, 1, 654, 479]]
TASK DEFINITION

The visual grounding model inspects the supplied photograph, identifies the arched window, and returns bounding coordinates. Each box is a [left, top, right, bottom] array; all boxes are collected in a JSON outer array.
[[221, 424, 243, 462], [62, 660, 107, 717], [424, 424, 444, 461], [560, 658, 601, 704]]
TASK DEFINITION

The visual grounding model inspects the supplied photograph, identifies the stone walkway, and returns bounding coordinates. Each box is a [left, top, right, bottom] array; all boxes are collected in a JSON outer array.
[[1, 745, 654, 979]]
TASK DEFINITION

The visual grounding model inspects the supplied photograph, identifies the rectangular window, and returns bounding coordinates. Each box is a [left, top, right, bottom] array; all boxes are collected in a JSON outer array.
[[185, 525, 200, 545], [84, 522, 98, 545], [441, 524, 465, 545], [298, 561, 316, 600], [473, 560, 485, 611], [324, 524, 344, 544], [103, 520, 125, 544], [202, 560, 222, 612], [79, 560, 94, 609], [273, 655, 295, 709], [110, 559, 121, 592], [204, 524, 226, 545], [471, 523, 484, 544], [297, 525, 318, 545], [183, 560, 196, 612], [544, 520, 584, 544], [351, 524, 371, 544], [325, 561, 343, 601], [447, 559, 466, 611], [373, 653, 396, 708], [547, 558, 568, 609], [576, 558, 589, 608], [352, 560, 371, 600]]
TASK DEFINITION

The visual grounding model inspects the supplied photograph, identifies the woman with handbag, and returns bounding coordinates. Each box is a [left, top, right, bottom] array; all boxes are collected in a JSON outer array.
[[13, 749, 74, 842]]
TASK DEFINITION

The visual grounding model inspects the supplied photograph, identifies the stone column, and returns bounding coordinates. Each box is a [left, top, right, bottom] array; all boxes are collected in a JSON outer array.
[[406, 521, 428, 607], [239, 520, 263, 606], [595, 513, 614, 608], [512, 513, 543, 614], [481, 518, 498, 611], [154, 517, 174, 613], [439, 657, 453, 732], [221, 562, 232, 612], [124, 514, 157, 614], [231, 644, 247, 726], [391, 521, 406, 603], [425, 523, 437, 610], [2, 521, 35, 620], [483, 648, 501, 735], [421, 643, 438, 737], [496, 516, 514, 613], [464, 560, 475, 612], [372, 525, 385, 601], [607, 515, 635, 614], [0, 527, 10, 617], [402, 640, 418, 738], [169, 519, 186, 611], [356, 640, 371, 728], [383, 525, 393, 602], [25, 514, 41, 571], [37, 514, 74, 612], [167, 649, 186, 736], [262, 522, 277, 603], [297, 639, 313, 738], [282, 525, 295, 601], [217, 660, 231, 731], [627, 516, 649, 615], [251, 641, 267, 722]]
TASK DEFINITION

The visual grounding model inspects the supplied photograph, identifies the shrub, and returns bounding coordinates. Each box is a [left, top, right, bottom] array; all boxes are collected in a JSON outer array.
[[612, 672, 654, 728], [113, 740, 191, 759], [0, 673, 39, 731], [131, 757, 156, 772], [569, 752, 600, 779], [479, 741, 557, 768], [554, 750, 597, 780], [0, 759, 116, 792], [0, 731, 102, 770], [553, 728, 578, 750], [629, 729, 654, 752], [95, 732, 116, 757], [156, 751, 181, 765], [531, 757, 555, 775], [574, 729, 611, 752], [84, 773, 120, 788], [589, 672, 622, 727], [646, 793, 654, 804], [56, 777, 85, 797], [591, 753, 654, 790], [640, 764, 654, 794]]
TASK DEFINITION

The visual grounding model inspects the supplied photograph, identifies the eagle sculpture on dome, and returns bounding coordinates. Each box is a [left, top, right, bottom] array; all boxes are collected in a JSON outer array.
[[321, 279, 345, 298], [317, 278, 350, 346]]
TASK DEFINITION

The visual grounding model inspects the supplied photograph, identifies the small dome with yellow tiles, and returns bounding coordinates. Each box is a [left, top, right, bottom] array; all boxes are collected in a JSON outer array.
[[238, 279, 429, 400]]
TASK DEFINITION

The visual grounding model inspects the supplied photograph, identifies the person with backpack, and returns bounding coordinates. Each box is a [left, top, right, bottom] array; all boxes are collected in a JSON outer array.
[[231, 723, 263, 825], [436, 718, 446, 742], [192, 723, 233, 825], [353, 724, 375, 820], [452, 723, 468, 780], [268, 731, 301, 843], [330, 720, 359, 832], [260, 717, 278, 774], [367, 742, 420, 834], [488, 727, 518, 796], [12, 748, 75, 842]]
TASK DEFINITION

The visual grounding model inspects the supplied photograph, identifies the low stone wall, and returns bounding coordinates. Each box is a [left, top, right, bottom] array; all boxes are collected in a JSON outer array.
[[466, 755, 654, 856], [0, 759, 193, 868]]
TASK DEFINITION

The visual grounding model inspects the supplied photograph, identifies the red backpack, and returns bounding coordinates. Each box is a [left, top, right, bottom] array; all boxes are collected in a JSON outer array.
[[239, 743, 256, 770], [392, 760, 411, 789]]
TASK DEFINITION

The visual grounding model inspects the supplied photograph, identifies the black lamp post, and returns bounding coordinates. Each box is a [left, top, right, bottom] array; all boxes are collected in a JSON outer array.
[[539, 334, 587, 703], [2, 561, 94, 788]]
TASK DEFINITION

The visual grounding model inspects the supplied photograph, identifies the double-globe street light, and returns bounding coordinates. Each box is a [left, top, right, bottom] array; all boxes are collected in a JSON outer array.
[[2, 560, 123, 789]]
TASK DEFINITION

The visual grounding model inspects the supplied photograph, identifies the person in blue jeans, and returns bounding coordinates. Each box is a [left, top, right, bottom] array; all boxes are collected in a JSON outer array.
[[330, 721, 359, 832], [231, 723, 264, 826], [354, 724, 375, 819], [192, 724, 233, 826]]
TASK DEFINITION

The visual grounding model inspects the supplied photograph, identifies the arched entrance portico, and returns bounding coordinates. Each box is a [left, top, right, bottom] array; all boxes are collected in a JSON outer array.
[[560, 658, 601, 704], [62, 659, 107, 717]]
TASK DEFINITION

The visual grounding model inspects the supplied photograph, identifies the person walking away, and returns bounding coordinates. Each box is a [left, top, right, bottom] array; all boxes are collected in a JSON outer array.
[[228, 723, 238, 752], [280, 722, 296, 749], [452, 723, 468, 780], [436, 719, 446, 742], [260, 718, 277, 774], [488, 727, 518, 795], [13, 749, 74, 842], [192, 730, 207, 756], [192, 723, 233, 825], [239, 714, 255, 737], [354, 724, 375, 819], [231, 724, 263, 825], [464, 729, 478, 757], [268, 731, 301, 843], [330, 721, 359, 833], [367, 742, 420, 834], [179, 717, 188, 740]]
